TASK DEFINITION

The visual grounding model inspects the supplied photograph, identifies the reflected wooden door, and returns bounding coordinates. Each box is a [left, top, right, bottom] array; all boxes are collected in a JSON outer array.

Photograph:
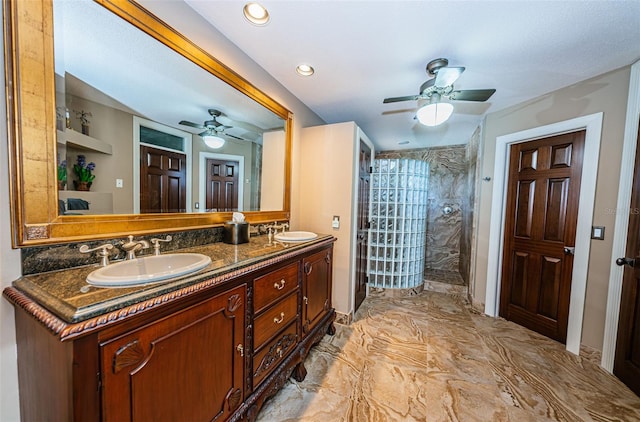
[[140, 145, 186, 213], [499, 131, 585, 343], [614, 120, 640, 395], [205, 158, 239, 212], [355, 140, 371, 312]]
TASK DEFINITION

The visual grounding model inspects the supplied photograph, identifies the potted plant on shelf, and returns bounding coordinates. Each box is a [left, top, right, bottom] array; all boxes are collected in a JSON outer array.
[[57, 158, 67, 190], [74, 109, 92, 136], [73, 155, 96, 191]]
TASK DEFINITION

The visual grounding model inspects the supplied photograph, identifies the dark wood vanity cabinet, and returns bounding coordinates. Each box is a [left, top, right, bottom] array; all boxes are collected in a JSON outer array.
[[5, 240, 335, 422], [302, 248, 334, 336], [100, 285, 246, 421]]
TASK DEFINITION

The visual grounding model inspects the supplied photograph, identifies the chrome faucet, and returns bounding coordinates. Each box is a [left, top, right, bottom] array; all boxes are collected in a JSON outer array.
[[79, 243, 113, 267], [150, 235, 172, 256], [121, 235, 150, 260]]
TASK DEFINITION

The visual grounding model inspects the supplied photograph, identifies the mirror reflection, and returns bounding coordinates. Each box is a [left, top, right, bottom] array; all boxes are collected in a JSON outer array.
[[53, 0, 286, 216]]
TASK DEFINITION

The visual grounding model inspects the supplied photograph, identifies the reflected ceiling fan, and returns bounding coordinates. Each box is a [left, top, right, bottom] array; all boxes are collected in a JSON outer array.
[[179, 109, 247, 148], [383, 58, 496, 126]]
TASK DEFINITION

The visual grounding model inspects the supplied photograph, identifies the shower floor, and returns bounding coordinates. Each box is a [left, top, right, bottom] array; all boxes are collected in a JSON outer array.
[[424, 268, 465, 285]]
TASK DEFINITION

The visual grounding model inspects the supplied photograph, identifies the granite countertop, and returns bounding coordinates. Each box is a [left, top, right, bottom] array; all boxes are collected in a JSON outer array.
[[10, 234, 333, 325]]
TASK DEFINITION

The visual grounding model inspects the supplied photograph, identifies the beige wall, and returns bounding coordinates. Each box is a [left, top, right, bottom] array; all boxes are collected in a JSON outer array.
[[298, 122, 358, 316], [473, 66, 632, 350]]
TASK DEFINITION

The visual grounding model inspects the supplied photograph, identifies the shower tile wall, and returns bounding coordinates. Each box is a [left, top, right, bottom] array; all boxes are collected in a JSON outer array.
[[459, 127, 481, 286], [377, 141, 476, 286]]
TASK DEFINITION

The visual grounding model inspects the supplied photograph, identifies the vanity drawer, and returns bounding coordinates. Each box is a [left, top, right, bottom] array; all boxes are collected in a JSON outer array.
[[254, 262, 299, 313], [253, 292, 298, 347], [253, 321, 297, 387]]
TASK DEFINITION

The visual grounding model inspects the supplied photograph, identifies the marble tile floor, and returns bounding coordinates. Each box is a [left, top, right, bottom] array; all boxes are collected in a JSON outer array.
[[256, 291, 640, 421]]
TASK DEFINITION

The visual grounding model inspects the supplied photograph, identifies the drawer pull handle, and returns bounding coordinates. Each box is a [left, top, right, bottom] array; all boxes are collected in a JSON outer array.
[[273, 312, 285, 324], [274, 279, 286, 290], [236, 343, 244, 357], [276, 347, 283, 358]]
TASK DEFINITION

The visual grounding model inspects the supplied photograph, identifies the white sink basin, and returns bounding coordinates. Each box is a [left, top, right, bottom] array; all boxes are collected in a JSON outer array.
[[87, 253, 212, 287], [274, 231, 318, 242]]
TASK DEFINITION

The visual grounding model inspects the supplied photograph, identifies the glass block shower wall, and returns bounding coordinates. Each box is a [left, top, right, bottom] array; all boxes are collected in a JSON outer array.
[[369, 159, 429, 289]]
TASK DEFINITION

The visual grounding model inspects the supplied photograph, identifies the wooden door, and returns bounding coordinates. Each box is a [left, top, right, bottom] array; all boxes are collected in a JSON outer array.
[[100, 285, 246, 422], [140, 145, 186, 213], [205, 158, 239, 212], [614, 121, 640, 394], [499, 131, 585, 343], [302, 248, 333, 336], [355, 140, 371, 312]]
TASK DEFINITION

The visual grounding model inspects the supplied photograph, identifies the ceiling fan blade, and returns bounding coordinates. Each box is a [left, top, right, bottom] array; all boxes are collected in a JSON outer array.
[[434, 67, 465, 88], [223, 132, 246, 141], [198, 130, 211, 137], [383, 95, 419, 104], [449, 89, 496, 102], [179, 120, 205, 129]]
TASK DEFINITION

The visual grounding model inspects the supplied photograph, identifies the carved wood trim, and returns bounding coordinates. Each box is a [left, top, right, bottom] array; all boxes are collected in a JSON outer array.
[[253, 333, 297, 378], [227, 388, 242, 413], [112, 340, 145, 373], [26, 225, 50, 240], [227, 294, 243, 314], [3, 239, 334, 341]]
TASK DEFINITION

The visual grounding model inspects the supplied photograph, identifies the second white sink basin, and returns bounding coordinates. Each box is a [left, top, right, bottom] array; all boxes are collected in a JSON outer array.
[[274, 231, 318, 242], [87, 253, 212, 287]]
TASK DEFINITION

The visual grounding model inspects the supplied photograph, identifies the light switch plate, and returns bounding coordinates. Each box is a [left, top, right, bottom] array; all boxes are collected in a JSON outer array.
[[591, 226, 605, 240], [332, 215, 340, 229]]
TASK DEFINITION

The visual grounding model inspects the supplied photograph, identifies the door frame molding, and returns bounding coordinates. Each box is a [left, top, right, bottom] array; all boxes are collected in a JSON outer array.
[[484, 112, 603, 355], [133, 116, 193, 213], [198, 152, 245, 212], [602, 60, 640, 372]]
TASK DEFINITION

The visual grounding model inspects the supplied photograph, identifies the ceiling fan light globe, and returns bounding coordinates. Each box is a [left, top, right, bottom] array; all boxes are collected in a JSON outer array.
[[203, 135, 225, 149], [416, 102, 454, 126]]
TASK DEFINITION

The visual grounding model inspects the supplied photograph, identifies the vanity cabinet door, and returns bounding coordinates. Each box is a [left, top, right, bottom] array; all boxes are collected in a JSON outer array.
[[100, 285, 246, 422], [302, 247, 333, 336]]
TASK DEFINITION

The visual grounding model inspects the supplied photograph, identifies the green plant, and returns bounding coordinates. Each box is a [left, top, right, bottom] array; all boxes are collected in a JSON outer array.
[[57, 159, 67, 183], [73, 155, 96, 183], [74, 109, 92, 126]]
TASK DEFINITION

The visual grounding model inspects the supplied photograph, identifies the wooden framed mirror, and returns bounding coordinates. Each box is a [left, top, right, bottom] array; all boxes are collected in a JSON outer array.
[[4, 0, 292, 247]]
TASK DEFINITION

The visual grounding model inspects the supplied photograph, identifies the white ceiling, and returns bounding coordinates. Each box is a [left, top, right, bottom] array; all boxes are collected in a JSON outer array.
[[185, 0, 640, 151]]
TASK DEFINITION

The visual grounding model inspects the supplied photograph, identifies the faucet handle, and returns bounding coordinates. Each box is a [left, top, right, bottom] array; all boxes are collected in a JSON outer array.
[[150, 235, 173, 256], [79, 243, 114, 267]]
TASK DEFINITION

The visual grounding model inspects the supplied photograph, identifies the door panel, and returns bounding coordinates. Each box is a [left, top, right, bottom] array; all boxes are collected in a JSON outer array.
[[515, 180, 535, 237], [544, 178, 569, 241], [500, 131, 585, 343], [355, 140, 371, 312], [614, 121, 640, 395]]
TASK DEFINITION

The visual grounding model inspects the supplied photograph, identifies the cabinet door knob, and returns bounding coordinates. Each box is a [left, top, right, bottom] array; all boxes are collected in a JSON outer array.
[[236, 343, 244, 357], [273, 312, 285, 324], [274, 279, 286, 290], [303, 296, 308, 305]]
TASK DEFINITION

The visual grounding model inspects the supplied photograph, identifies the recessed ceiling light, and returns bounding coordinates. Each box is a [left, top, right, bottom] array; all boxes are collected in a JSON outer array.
[[296, 64, 314, 76], [243, 2, 270, 26]]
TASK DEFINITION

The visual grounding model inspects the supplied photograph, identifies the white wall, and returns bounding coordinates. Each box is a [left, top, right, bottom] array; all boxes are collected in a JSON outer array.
[[0, 2, 325, 418]]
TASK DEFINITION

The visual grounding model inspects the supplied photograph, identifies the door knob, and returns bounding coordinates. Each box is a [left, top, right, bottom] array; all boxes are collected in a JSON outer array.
[[616, 257, 637, 267], [563, 246, 575, 255]]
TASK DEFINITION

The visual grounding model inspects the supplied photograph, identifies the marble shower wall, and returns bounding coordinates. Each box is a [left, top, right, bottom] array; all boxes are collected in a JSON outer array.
[[459, 128, 480, 285], [377, 138, 477, 285]]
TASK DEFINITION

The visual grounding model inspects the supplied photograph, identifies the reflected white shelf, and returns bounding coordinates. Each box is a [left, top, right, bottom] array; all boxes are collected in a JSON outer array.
[[56, 129, 112, 155]]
